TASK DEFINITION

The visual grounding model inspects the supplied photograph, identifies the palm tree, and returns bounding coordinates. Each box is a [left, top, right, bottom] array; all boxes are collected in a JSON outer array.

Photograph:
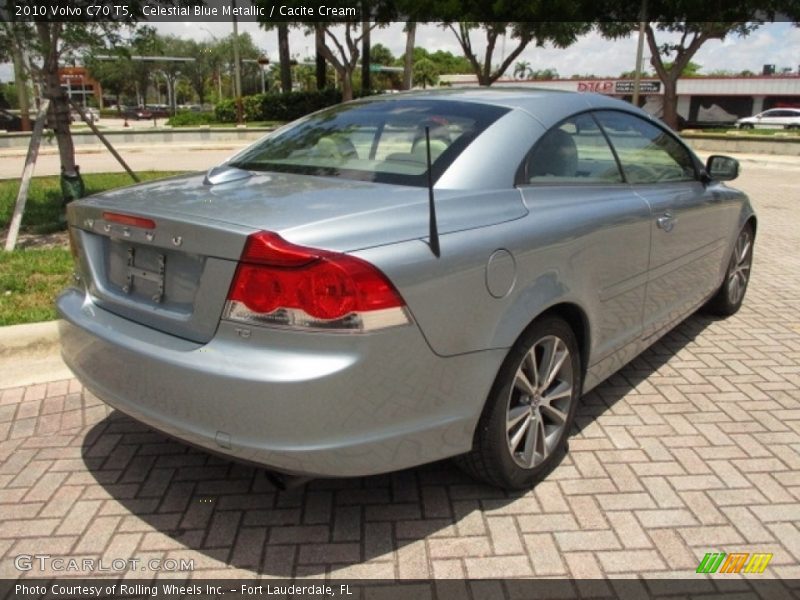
[[514, 60, 531, 80], [413, 58, 439, 89]]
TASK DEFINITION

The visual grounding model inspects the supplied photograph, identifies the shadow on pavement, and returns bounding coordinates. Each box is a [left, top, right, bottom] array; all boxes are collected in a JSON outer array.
[[79, 313, 714, 577]]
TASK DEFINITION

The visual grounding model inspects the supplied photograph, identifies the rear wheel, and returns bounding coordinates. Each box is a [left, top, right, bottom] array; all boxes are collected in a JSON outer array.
[[704, 223, 754, 316], [456, 316, 581, 490]]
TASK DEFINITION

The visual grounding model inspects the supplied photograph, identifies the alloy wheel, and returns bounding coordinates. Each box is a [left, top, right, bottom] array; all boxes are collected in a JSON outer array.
[[506, 335, 574, 468], [727, 228, 752, 306]]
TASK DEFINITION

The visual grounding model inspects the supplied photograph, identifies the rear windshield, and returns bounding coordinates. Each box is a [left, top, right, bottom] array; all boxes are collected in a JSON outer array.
[[229, 98, 509, 186]]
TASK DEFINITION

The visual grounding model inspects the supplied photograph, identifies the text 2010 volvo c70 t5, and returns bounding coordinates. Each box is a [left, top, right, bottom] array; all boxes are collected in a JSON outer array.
[[58, 89, 755, 489]]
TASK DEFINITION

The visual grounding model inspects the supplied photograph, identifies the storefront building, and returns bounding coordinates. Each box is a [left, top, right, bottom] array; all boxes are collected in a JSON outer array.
[[442, 74, 800, 127]]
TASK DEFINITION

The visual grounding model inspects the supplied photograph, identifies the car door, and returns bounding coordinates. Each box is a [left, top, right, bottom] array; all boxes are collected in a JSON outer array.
[[594, 110, 730, 338], [757, 109, 786, 129], [517, 112, 652, 367]]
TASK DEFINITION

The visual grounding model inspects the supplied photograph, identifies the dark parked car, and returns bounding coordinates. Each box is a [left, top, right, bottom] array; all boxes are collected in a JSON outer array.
[[145, 105, 170, 119], [0, 108, 22, 131], [59, 89, 755, 489], [122, 106, 152, 120]]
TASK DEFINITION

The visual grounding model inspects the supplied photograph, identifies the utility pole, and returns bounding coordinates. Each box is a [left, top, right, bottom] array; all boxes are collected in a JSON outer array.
[[231, 0, 243, 124], [632, 0, 648, 108]]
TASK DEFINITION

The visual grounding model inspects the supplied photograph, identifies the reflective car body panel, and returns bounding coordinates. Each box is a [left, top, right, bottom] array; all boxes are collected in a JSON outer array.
[[59, 89, 755, 478]]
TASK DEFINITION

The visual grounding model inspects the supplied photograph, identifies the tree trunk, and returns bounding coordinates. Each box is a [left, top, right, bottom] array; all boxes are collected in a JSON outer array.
[[403, 22, 416, 90], [661, 76, 680, 130], [11, 42, 31, 131], [35, 22, 77, 177], [315, 25, 326, 90], [278, 23, 292, 93], [341, 69, 353, 102], [361, 12, 371, 95], [45, 67, 77, 176]]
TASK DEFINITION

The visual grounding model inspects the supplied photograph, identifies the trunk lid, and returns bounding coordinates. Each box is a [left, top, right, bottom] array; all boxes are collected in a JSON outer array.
[[68, 170, 526, 343]]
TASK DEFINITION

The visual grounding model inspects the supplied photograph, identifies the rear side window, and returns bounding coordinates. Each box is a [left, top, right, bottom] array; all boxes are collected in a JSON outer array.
[[593, 111, 697, 184], [229, 99, 508, 187], [523, 113, 623, 184]]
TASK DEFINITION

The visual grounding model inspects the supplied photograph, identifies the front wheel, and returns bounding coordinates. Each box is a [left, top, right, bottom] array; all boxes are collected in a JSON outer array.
[[704, 223, 754, 316], [455, 316, 581, 490]]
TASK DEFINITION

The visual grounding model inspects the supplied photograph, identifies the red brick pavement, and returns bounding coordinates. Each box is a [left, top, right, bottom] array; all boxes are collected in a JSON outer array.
[[1, 166, 799, 581]]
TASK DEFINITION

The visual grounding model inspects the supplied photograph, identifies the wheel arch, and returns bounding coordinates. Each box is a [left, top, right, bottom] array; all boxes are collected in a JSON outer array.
[[536, 302, 591, 385], [499, 301, 591, 388], [745, 214, 757, 237]]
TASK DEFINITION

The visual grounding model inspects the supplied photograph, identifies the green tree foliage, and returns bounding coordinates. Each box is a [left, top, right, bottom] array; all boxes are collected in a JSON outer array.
[[84, 49, 136, 112], [4, 3, 144, 178], [413, 58, 439, 88], [596, 0, 800, 128], [411, 48, 472, 75], [370, 43, 395, 66]]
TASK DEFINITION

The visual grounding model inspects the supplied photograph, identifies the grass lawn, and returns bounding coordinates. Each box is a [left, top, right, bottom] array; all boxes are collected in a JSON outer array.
[[0, 248, 73, 326], [0, 171, 186, 235], [0, 171, 186, 326]]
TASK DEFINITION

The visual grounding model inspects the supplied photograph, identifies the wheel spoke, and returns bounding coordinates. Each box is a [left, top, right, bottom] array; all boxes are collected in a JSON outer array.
[[737, 237, 751, 265], [522, 410, 547, 467], [541, 339, 568, 390], [523, 350, 539, 390], [543, 379, 572, 403], [534, 412, 547, 462], [514, 369, 536, 398], [509, 412, 532, 450], [540, 403, 568, 426], [728, 272, 742, 304], [507, 405, 530, 432]]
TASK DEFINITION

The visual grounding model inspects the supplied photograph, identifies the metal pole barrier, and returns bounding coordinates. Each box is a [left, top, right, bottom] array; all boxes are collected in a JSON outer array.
[[69, 99, 140, 184], [5, 99, 50, 252]]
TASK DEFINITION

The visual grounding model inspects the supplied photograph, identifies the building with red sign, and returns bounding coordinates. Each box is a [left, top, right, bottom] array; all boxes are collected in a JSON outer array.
[[441, 74, 800, 127], [58, 67, 103, 107]]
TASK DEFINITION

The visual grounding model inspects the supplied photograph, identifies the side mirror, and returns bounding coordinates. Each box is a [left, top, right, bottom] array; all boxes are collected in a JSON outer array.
[[705, 155, 740, 181]]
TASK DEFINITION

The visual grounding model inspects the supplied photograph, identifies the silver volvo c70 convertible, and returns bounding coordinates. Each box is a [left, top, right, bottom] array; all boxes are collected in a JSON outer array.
[[58, 89, 755, 489]]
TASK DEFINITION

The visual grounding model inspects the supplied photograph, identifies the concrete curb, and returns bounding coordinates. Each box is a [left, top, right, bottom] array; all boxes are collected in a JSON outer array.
[[0, 319, 61, 357], [0, 320, 73, 389], [0, 142, 248, 159]]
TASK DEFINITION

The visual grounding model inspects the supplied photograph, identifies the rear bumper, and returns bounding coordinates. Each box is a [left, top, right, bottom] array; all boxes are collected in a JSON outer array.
[[57, 289, 504, 478]]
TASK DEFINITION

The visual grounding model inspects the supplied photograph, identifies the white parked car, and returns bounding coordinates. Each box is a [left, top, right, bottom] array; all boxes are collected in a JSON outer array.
[[736, 108, 800, 130], [70, 107, 100, 123]]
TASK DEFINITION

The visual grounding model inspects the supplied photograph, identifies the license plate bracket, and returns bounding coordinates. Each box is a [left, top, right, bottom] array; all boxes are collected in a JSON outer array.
[[123, 247, 166, 303]]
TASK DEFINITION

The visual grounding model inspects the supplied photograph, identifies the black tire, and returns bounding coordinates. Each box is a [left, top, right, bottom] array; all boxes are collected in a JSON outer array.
[[455, 315, 582, 490], [703, 223, 754, 317], [740, 123, 754, 130]]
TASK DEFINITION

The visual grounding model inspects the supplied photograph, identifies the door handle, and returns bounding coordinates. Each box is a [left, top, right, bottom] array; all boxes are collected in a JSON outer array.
[[656, 212, 675, 232]]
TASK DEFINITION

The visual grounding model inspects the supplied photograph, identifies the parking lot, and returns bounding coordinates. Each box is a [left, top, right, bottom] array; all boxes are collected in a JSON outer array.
[[1, 163, 799, 583]]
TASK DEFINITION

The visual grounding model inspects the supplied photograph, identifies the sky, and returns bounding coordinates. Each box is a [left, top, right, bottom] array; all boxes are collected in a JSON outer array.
[[1, 22, 798, 83], [150, 21, 800, 78]]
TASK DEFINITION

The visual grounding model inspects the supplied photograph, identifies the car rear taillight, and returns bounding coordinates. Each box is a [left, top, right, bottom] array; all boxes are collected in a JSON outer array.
[[224, 231, 411, 332]]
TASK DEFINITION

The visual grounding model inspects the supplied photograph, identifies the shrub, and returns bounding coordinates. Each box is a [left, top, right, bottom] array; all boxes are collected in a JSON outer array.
[[214, 89, 345, 124], [215, 99, 237, 123], [166, 111, 217, 127]]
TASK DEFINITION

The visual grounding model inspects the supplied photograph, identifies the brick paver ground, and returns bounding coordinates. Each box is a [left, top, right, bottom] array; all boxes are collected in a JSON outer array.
[[1, 165, 799, 581]]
